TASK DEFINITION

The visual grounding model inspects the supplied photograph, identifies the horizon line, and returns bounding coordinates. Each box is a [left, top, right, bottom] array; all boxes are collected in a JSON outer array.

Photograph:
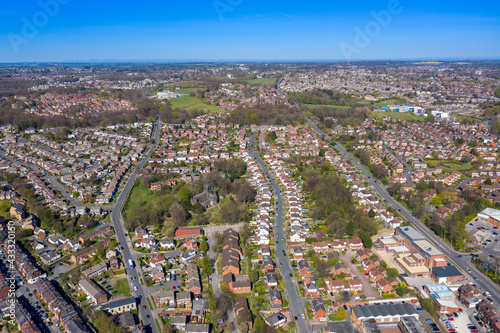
[[2, 57, 500, 66]]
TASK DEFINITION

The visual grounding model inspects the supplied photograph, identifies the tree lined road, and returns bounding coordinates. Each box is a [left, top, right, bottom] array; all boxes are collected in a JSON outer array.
[[306, 117, 500, 305], [249, 134, 310, 333], [109, 119, 161, 333]]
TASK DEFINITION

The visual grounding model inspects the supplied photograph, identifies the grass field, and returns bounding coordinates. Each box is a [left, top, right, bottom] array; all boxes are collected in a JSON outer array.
[[245, 77, 277, 86], [123, 184, 155, 218], [174, 87, 202, 94], [370, 111, 425, 121], [426, 158, 471, 171], [168, 95, 223, 112], [113, 278, 131, 297], [305, 104, 351, 110]]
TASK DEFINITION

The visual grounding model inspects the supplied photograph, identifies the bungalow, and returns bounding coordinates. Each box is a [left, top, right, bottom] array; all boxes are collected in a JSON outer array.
[[175, 228, 203, 239], [82, 262, 108, 279], [103, 297, 137, 315], [265, 312, 287, 329], [151, 267, 165, 283], [185, 324, 210, 333]]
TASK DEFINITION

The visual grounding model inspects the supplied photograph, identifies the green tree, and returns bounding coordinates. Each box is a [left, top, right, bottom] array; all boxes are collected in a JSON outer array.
[[386, 268, 399, 278], [360, 233, 373, 248], [346, 221, 355, 236], [199, 240, 208, 252]]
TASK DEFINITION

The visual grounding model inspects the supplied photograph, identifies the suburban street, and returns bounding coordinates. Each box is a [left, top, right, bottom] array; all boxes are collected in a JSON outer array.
[[108, 119, 161, 333], [306, 117, 500, 305], [249, 134, 310, 333], [383, 145, 414, 185], [0, 150, 113, 209]]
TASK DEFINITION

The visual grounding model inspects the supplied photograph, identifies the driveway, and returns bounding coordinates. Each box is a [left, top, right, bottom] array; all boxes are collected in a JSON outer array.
[[339, 251, 379, 299]]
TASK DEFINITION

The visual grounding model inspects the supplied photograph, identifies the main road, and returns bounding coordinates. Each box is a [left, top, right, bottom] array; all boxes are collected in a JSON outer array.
[[108, 119, 162, 333], [306, 117, 500, 305], [249, 134, 310, 333]]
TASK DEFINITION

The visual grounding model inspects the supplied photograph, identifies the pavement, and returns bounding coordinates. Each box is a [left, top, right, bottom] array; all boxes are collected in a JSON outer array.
[[249, 133, 310, 333], [306, 117, 500, 305]]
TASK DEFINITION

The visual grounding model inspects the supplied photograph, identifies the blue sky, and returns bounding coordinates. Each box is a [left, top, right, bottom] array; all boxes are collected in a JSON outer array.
[[1, 0, 499, 62]]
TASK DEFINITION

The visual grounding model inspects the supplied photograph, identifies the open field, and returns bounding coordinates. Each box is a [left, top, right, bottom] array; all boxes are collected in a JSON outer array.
[[123, 184, 155, 218], [305, 104, 351, 110], [168, 95, 223, 112], [245, 77, 277, 86], [370, 111, 425, 121], [174, 87, 202, 94], [426, 158, 472, 171]]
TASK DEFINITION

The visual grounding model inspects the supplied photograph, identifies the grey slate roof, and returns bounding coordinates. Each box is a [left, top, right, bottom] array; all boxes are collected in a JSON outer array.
[[352, 303, 417, 319]]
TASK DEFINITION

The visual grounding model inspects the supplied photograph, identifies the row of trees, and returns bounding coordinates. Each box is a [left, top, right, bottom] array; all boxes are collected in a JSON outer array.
[[288, 88, 355, 106], [306, 105, 371, 127], [354, 149, 389, 180]]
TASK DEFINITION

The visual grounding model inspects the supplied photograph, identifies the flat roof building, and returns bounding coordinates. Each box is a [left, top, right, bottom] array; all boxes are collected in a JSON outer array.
[[351, 303, 418, 327]]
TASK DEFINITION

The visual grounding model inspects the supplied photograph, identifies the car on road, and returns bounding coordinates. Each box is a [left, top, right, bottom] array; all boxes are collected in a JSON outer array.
[[143, 305, 146, 309], [301, 314, 305, 319], [134, 286, 138, 290], [146, 314, 150, 318]]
